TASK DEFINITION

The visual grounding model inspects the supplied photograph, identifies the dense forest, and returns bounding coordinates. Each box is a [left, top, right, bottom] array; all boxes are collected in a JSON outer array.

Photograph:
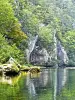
[[0, 0, 75, 66]]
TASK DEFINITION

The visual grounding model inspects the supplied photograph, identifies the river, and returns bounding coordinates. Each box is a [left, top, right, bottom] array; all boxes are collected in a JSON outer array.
[[0, 68, 75, 100]]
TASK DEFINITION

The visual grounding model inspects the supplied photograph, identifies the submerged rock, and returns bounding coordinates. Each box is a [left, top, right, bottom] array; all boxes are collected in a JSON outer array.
[[20, 66, 40, 73]]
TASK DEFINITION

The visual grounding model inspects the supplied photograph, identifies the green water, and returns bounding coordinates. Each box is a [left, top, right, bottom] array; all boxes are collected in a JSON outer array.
[[0, 68, 75, 100]]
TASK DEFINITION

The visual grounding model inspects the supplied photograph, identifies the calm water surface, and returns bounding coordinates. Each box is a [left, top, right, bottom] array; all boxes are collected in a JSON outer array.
[[0, 68, 75, 100]]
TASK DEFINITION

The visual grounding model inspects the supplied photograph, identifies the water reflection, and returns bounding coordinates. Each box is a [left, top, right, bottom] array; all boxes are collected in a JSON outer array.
[[26, 72, 38, 100], [57, 68, 68, 94], [26, 68, 68, 100], [54, 68, 68, 100], [0, 68, 75, 100], [0, 73, 21, 85]]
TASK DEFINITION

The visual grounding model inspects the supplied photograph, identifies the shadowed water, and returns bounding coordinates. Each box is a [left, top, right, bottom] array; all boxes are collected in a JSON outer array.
[[0, 68, 75, 100]]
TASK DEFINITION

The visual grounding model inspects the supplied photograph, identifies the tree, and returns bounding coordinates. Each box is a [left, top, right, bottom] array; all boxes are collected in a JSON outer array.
[[0, 0, 27, 46]]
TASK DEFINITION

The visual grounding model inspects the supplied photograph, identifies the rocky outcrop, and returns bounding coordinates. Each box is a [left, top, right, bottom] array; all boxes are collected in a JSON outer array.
[[26, 34, 69, 67], [57, 41, 69, 66], [29, 38, 50, 66], [0, 64, 19, 74], [26, 35, 38, 63], [30, 48, 49, 66], [0, 58, 20, 75], [26, 36, 56, 66]]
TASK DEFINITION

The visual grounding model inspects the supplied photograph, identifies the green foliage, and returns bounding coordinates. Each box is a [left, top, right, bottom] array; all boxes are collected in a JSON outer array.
[[63, 30, 75, 48], [0, 0, 27, 46], [62, 30, 75, 62], [0, 0, 75, 64], [67, 60, 75, 67], [20, 9, 39, 35], [12, 0, 63, 43], [0, 34, 25, 64], [0, 0, 28, 64], [39, 25, 53, 47]]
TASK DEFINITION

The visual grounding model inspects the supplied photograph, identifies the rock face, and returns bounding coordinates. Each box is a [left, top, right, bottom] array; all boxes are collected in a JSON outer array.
[[26, 35, 69, 67], [27, 36, 53, 66], [26, 35, 38, 63], [57, 41, 69, 66], [30, 47, 49, 66]]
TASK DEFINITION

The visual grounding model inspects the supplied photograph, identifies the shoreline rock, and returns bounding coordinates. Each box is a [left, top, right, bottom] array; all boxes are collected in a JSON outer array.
[[0, 64, 19, 75]]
